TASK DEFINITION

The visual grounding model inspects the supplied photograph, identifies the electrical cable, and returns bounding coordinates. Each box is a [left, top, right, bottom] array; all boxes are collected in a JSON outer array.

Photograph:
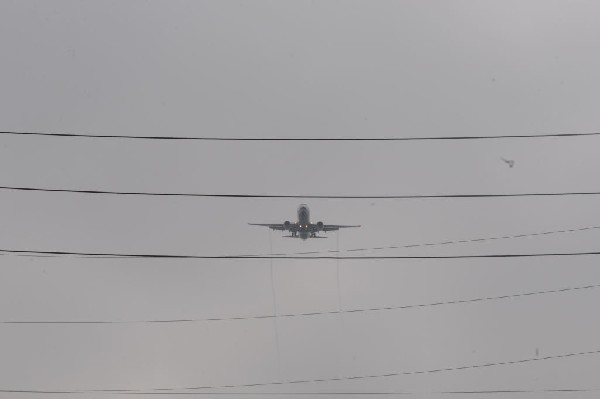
[[260, 225, 600, 256], [2, 130, 600, 141], [2, 248, 600, 259], [0, 349, 598, 393], [2, 282, 598, 325], [0, 388, 599, 395], [2, 224, 598, 261], [2, 185, 600, 200]]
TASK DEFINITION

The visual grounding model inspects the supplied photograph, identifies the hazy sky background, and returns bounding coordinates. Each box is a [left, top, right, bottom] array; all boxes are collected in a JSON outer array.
[[1, 0, 600, 398]]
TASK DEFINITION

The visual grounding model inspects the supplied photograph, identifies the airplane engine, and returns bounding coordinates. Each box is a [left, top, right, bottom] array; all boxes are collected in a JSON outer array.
[[316, 221, 324, 231], [283, 221, 291, 230]]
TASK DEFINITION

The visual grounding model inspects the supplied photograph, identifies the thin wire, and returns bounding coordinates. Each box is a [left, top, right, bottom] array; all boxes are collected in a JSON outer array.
[[151, 349, 600, 391], [3, 282, 599, 324], [2, 185, 600, 199], [2, 247, 600, 259], [2, 130, 600, 141], [2, 224, 598, 260], [2, 349, 598, 393], [268, 230, 283, 381], [336, 231, 343, 312], [1, 388, 599, 395], [335, 230, 346, 373], [259, 225, 600, 257]]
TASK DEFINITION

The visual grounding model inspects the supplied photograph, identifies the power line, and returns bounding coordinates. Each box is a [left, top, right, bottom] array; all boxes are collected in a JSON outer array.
[[0, 388, 598, 395], [3, 225, 597, 324], [1, 349, 598, 393], [3, 282, 598, 325], [2, 130, 600, 141], [2, 224, 597, 260], [2, 185, 600, 199], [128, 349, 600, 391], [2, 248, 600, 259], [263, 225, 600, 256]]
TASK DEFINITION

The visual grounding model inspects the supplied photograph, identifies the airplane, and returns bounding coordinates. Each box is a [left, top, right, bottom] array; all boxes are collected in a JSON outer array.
[[249, 204, 360, 240]]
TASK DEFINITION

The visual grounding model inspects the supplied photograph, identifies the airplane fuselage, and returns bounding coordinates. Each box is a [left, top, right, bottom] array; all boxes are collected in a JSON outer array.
[[296, 204, 310, 240]]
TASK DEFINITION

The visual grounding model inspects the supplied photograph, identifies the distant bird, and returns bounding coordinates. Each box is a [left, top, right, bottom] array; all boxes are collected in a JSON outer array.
[[501, 157, 515, 168]]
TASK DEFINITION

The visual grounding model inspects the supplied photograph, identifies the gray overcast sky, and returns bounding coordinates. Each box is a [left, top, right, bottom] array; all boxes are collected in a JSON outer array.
[[1, 0, 600, 398]]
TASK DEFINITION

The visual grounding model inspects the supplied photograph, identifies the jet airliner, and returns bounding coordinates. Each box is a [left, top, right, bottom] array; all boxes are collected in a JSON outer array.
[[249, 204, 360, 240]]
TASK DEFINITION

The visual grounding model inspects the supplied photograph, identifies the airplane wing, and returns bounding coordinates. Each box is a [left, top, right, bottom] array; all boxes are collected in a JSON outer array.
[[283, 235, 328, 238], [248, 223, 288, 231], [322, 224, 361, 232]]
